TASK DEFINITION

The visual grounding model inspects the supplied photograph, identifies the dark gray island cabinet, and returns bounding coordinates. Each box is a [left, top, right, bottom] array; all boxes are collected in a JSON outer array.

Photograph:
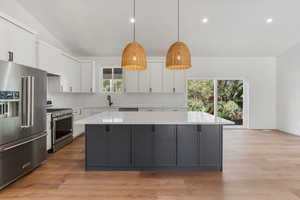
[[85, 124, 224, 171], [79, 111, 233, 171]]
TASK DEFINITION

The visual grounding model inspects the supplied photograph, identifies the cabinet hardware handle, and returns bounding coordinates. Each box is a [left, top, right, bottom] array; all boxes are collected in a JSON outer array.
[[8, 51, 14, 62], [90, 88, 93, 92], [197, 125, 202, 132], [149, 88, 152, 93], [173, 88, 175, 93]]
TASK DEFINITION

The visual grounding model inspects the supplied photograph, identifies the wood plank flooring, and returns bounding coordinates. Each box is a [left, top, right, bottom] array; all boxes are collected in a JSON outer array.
[[1, 129, 300, 200]]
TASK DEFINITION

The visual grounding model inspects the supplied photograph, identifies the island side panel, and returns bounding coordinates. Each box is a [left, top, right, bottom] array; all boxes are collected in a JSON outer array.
[[177, 125, 201, 167]]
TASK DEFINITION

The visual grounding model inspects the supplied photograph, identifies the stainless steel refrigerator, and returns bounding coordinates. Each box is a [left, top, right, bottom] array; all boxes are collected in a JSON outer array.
[[0, 60, 47, 190]]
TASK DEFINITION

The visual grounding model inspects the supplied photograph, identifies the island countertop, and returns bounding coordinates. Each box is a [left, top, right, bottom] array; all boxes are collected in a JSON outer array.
[[75, 111, 234, 125]]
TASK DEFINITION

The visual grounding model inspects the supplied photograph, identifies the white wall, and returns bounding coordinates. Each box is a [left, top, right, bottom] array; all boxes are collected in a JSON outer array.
[[0, 0, 70, 52], [277, 44, 300, 136], [188, 58, 276, 129], [49, 57, 277, 129]]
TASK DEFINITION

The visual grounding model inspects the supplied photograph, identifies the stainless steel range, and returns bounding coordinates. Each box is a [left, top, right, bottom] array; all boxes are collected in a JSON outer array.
[[47, 108, 73, 152]]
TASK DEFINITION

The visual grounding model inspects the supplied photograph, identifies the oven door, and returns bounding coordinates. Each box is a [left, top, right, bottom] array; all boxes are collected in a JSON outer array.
[[52, 115, 73, 144]]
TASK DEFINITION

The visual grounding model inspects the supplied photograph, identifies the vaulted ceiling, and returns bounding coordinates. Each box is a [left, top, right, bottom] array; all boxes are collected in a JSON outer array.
[[17, 0, 300, 57]]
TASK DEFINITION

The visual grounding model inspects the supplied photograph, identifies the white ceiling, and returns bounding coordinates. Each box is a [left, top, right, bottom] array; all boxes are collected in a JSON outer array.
[[17, 0, 300, 57]]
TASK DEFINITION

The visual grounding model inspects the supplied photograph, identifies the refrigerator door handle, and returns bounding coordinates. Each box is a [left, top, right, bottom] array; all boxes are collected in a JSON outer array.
[[21, 76, 34, 128], [30, 76, 34, 127]]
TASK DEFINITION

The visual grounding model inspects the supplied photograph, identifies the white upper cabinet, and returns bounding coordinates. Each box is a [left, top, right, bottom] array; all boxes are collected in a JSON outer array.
[[163, 67, 174, 93], [123, 60, 185, 94], [0, 17, 9, 61], [163, 67, 186, 94], [173, 70, 186, 93], [0, 15, 37, 67], [125, 70, 139, 93], [149, 62, 163, 93], [37, 41, 62, 75], [9, 23, 36, 67], [59, 54, 81, 93], [68, 57, 81, 93], [138, 70, 150, 93], [81, 60, 96, 93]]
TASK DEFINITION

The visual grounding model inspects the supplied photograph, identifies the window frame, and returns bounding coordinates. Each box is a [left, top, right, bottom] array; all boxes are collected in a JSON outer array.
[[100, 67, 124, 94], [186, 77, 249, 129]]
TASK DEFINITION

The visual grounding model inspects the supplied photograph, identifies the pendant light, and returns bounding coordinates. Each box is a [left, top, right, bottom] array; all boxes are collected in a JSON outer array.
[[121, 0, 147, 70], [166, 0, 191, 70]]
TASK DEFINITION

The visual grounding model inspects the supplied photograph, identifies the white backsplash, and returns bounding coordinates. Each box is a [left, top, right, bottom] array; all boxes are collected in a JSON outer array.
[[48, 92, 186, 108]]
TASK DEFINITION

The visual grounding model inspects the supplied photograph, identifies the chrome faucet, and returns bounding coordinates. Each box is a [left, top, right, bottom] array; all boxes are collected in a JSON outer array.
[[106, 95, 113, 107]]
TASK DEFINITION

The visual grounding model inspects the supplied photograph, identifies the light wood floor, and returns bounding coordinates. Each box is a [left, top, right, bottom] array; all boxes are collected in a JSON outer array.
[[1, 129, 300, 200]]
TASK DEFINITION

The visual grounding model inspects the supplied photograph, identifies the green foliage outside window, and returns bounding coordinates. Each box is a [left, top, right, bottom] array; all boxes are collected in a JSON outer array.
[[217, 80, 243, 125], [187, 80, 214, 114], [187, 80, 243, 125]]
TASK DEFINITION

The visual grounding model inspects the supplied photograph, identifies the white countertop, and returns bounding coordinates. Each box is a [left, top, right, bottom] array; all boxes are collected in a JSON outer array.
[[75, 111, 234, 125]]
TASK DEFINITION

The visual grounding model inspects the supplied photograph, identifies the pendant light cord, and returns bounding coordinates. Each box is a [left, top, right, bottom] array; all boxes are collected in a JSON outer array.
[[177, 0, 180, 41], [133, 0, 136, 42]]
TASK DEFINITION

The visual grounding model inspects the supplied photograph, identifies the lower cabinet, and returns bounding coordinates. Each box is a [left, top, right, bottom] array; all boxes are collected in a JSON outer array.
[[86, 125, 108, 166], [177, 125, 200, 167], [132, 126, 154, 167], [199, 126, 221, 167], [86, 125, 222, 170], [177, 125, 222, 168], [108, 126, 131, 167], [86, 125, 131, 168], [133, 125, 176, 168], [153, 126, 176, 167]]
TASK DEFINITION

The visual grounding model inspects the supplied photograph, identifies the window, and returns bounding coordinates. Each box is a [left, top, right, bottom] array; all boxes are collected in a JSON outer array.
[[187, 79, 245, 126], [102, 68, 124, 93], [187, 80, 215, 115]]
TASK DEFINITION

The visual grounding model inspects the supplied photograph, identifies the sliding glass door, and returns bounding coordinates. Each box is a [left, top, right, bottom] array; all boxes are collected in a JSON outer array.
[[187, 79, 246, 127]]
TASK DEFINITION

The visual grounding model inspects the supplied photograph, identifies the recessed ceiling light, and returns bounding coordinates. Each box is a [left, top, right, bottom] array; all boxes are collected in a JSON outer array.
[[130, 17, 135, 23], [202, 18, 208, 24], [266, 18, 273, 24]]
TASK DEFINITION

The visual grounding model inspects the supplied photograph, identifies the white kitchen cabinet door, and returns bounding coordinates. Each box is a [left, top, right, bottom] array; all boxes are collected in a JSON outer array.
[[138, 70, 150, 93], [69, 59, 81, 92], [125, 70, 139, 93], [0, 17, 36, 67], [0, 17, 10, 61], [59, 54, 81, 93], [37, 41, 62, 75], [163, 67, 174, 93], [9, 21, 36, 68], [174, 70, 186, 93], [149, 62, 163, 93], [81, 61, 95, 93], [59, 54, 71, 92]]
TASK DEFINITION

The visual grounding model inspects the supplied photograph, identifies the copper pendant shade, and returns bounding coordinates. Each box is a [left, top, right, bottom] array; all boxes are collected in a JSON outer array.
[[121, 0, 147, 70], [122, 41, 147, 70], [166, 0, 191, 70]]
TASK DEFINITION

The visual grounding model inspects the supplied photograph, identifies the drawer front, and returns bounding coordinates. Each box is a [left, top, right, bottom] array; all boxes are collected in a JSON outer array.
[[0, 136, 47, 188]]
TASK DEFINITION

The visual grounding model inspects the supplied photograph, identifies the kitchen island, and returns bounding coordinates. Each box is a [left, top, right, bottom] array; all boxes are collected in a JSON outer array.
[[76, 111, 233, 171]]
